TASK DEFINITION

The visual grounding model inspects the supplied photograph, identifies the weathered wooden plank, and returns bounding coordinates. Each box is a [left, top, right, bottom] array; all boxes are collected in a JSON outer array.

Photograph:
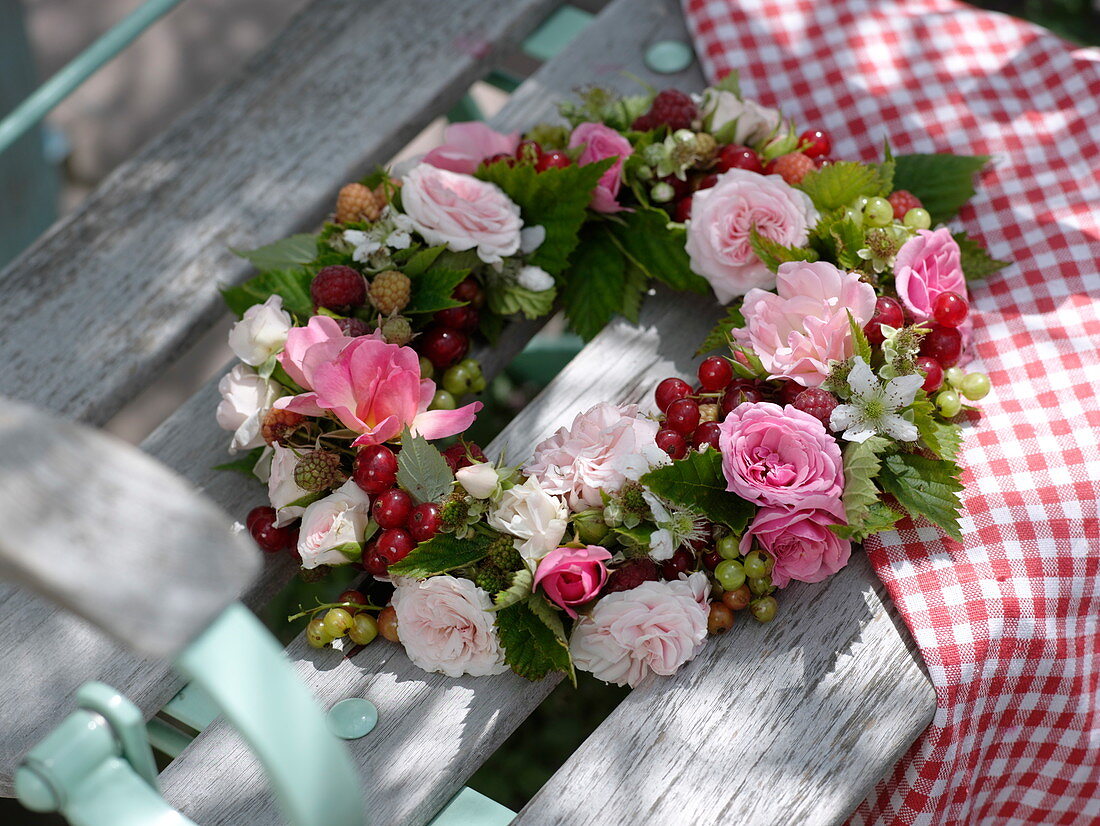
[[514, 553, 934, 826], [0, 0, 556, 427]]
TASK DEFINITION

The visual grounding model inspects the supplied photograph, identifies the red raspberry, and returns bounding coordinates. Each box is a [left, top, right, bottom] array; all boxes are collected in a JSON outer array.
[[336, 317, 371, 337], [442, 440, 486, 472], [887, 190, 923, 220], [604, 558, 660, 593], [793, 388, 838, 428], [311, 265, 366, 312], [631, 89, 698, 132], [261, 408, 305, 446], [771, 152, 815, 185]]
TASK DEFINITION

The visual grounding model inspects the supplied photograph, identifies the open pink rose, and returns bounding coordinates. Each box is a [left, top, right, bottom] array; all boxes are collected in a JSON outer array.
[[568, 122, 633, 213], [401, 164, 523, 264], [275, 328, 481, 447], [534, 545, 612, 618], [569, 572, 710, 687], [422, 122, 520, 175], [717, 401, 843, 507], [734, 260, 877, 387], [684, 169, 819, 303], [894, 228, 966, 322], [740, 497, 851, 588], [278, 315, 359, 390]]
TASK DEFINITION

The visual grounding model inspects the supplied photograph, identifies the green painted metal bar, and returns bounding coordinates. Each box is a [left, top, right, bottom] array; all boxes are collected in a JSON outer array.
[[0, 0, 187, 156]]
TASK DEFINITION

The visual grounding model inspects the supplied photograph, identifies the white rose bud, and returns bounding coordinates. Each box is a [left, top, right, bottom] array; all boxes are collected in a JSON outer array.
[[216, 364, 277, 452], [487, 477, 568, 562], [455, 462, 501, 500], [296, 480, 373, 569], [517, 265, 554, 292], [228, 295, 292, 366], [701, 89, 782, 146]]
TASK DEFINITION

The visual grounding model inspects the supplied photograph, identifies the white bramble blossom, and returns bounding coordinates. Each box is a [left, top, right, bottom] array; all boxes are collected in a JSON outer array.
[[829, 357, 923, 443]]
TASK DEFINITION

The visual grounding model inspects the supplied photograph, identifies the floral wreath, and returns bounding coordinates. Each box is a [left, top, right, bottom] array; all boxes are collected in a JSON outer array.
[[217, 75, 1005, 687]]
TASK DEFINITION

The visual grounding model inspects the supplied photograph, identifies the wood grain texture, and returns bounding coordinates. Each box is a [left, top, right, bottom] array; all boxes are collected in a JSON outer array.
[[513, 553, 935, 826], [0, 0, 556, 427]]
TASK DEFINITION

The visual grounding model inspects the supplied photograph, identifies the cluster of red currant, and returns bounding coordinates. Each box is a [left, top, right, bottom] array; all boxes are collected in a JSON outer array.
[[416, 276, 488, 407], [486, 138, 573, 173]]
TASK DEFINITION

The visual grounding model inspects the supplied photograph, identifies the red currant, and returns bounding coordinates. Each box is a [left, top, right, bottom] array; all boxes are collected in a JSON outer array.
[[353, 445, 398, 494], [932, 291, 969, 328], [515, 139, 543, 163], [655, 377, 693, 412], [920, 325, 963, 367], [778, 380, 804, 406], [362, 543, 388, 577], [692, 421, 722, 450], [372, 488, 413, 529], [914, 355, 944, 392], [376, 529, 415, 564], [484, 152, 516, 167], [799, 129, 831, 158], [419, 326, 469, 369], [658, 174, 692, 201], [407, 502, 442, 542], [694, 173, 719, 191], [697, 356, 733, 391], [665, 398, 700, 435], [433, 306, 480, 331], [337, 589, 368, 607], [674, 196, 693, 223], [246, 505, 272, 533], [660, 547, 695, 580], [716, 144, 763, 174], [702, 551, 721, 570], [248, 507, 295, 553], [535, 150, 571, 172], [720, 382, 763, 416], [655, 428, 688, 460], [452, 276, 485, 309], [864, 296, 905, 345]]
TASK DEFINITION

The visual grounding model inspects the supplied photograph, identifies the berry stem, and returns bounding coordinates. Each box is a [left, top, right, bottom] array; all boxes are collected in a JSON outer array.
[[287, 599, 382, 623]]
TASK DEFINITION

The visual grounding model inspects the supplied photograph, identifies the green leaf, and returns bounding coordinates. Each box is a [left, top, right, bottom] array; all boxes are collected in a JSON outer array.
[[614, 524, 654, 549], [477, 158, 612, 274], [213, 447, 267, 479], [797, 162, 888, 212], [953, 232, 1009, 282], [640, 448, 754, 532], [387, 531, 494, 578], [401, 245, 446, 277], [878, 452, 964, 540], [696, 304, 745, 356], [221, 268, 314, 318], [496, 598, 574, 683], [620, 262, 648, 324], [605, 208, 709, 294], [491, 568, 534, 611], [847, 310, 872, 363], [909, 396, 963, 461], [395, 433, 454, 504], [748, 226, 820, 273], [712, 70, 740, 96], [831, 215, 867, 270], [486, 282, 557, 320], [286, 490, 325, 509], [831, 500, 903, 541], [232, 234, 319, 272], [404, 267, 469, 315], [839, 436, 890, 528], [330, 541, 365, 564], [561, 233, 626, 340], [892, 153, 989, 224]]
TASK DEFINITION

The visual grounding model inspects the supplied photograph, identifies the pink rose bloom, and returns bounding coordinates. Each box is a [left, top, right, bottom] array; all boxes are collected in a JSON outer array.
[[391, 575, 508, 678], [894, 228, 967, 322], [734, 260, 877, 387], [684, 169, 819, 303], [275, 320, 481, 447], [570, 572, 710, 687], [525, 402, 667, 511], [421, 122, 520, 174], [401, 164, 523, 264], [741, 496, 851, 588], [534, 545, 612, 618], [717, 401, 843, 508], [568, 122, 633, 213]]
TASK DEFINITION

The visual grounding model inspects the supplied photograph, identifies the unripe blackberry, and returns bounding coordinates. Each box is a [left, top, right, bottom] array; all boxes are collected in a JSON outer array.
[[439, 497, 470, 532], [474, 563, 511, 595], [335, 183, 383, 224], [369, 270, 411, 315], [380, 315, 413, 346], [487, 533, 523, 571], [293, 451, 347, 492]]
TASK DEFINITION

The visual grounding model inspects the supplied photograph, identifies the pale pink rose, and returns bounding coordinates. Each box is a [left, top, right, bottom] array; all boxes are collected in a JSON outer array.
[[391, 575, 508, 678], [525, 402, 668, 511], [570, 572, 710, 687], [422, 122, 520, 174], [297, 480, 372, 569], [717, 402, 843, 508], [684, 169, 819, 303], [734, 260, 877, 387], [275, 333, 481, 448], [401, 164, 523, 264], [741, 496, 851, 588], [894, 228, 967, 322], [568, 122, 633, 213], [534, 545, 612, 618]]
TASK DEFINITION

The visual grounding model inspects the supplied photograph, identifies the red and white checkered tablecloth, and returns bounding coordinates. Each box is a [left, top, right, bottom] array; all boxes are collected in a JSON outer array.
[[681, 1, 1100, 823]]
